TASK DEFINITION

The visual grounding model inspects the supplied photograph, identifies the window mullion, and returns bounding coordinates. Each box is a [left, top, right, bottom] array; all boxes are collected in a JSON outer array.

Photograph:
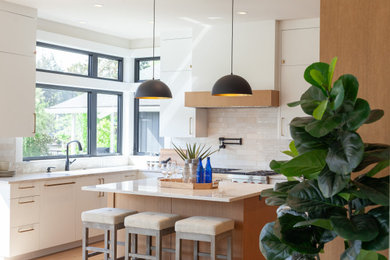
[[91, 54, 98, 78], [89, 92, 97, 156]]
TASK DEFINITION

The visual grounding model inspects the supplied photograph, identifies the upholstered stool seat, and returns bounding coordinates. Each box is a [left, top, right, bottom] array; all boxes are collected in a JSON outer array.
[[82, 207, 137, 225], [124, 212, 181, 260], [81, 207, 137, 260], [175, 216, 234, 260]]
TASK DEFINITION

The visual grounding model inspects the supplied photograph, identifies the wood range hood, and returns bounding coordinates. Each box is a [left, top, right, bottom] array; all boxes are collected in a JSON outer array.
[[185, 90, 279, 108]]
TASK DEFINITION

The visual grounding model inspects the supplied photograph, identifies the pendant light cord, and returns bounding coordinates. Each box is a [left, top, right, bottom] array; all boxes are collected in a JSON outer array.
[[152, 0, 156, 80], [230, 0, 234, 75]]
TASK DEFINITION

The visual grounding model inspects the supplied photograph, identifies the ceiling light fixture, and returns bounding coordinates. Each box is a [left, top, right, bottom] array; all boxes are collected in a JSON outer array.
[[94, 4, 103, 8], [211, 0, 252, 97], [207, 16, 222, 20], [237, 11, 247, 15], [135, 0, 172, 99]]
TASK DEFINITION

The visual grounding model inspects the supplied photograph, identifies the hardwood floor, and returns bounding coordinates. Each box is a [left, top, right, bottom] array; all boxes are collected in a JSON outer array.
[[35, 242, 104, 260]]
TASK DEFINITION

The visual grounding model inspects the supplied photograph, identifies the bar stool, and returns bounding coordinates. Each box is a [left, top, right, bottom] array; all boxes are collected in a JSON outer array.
[[81, 207, 137, 260], [175, 216, 234, 260], [124, 211, 181, 260]]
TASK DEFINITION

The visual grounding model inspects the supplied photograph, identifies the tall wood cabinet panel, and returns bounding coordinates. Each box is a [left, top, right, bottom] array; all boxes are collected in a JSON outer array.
[[0, 1, 36, 137]]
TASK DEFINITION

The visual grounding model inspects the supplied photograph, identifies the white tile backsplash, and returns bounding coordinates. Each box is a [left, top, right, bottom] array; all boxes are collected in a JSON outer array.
[[170, 107, 291, 169]]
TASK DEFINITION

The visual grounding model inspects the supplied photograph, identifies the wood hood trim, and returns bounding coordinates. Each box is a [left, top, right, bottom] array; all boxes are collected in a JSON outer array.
[[185, 90, 279, 108]]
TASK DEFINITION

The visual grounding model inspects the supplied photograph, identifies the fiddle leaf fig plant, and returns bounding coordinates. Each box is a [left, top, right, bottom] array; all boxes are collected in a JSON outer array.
[[260, 57, 389, 260]]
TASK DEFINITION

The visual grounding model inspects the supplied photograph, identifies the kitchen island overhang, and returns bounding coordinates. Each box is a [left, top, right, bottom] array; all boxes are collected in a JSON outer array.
[[82, 179, 277, 260]]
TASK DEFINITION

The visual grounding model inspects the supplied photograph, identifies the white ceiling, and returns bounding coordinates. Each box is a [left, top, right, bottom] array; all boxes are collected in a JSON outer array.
[[7, 0, 320, 40]]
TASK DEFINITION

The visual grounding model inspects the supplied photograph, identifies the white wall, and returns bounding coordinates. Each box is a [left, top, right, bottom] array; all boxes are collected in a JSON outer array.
[[192, 20, 277, 91]]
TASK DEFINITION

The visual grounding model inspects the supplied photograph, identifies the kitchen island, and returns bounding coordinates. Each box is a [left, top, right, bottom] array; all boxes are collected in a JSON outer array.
[[83, 179, 276, 260]]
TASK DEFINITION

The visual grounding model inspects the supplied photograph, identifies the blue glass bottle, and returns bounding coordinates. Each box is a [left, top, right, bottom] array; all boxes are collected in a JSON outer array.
[[205, 157, 212, 183], [196, 158, 204, 183]]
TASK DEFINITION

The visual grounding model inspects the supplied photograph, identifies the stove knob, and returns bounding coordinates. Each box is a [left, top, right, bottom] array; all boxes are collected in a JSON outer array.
[[243, 181, 248, 183], [233, 181, 238, 183]]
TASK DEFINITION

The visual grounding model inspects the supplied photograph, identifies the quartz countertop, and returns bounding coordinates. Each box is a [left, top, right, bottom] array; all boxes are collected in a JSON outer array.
[[0, 166, 160, 183], [82, 178, 273, 203]]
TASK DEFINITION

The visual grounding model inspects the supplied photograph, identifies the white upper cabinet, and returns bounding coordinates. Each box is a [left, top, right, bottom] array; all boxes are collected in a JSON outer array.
[[159, 31, 207, 137], [0, 1, 36, 137], [160, 38, 192, 72], [279, 19, 320, 138]]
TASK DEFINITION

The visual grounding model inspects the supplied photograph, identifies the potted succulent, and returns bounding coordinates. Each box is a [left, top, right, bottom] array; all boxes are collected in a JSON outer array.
[[259, 58, 389, 260]]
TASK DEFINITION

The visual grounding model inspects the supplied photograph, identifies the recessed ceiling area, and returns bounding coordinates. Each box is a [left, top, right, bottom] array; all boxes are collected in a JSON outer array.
[[6, 0, 320, 40]]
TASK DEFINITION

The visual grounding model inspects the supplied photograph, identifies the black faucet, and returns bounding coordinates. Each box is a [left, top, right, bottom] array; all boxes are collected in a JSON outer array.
[[65, 140, 83, 171]]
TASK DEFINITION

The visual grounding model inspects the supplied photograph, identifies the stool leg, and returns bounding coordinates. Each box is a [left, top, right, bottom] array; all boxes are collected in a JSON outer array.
[[125, 229, 130, 260], [131, 234, 138, 260], [227, 233, 232, 260], [104, 230, 110, 260], [82, 224, 89, 260], [110, 226, 117, 260], [193, 240, 199, 260], [175, 233, 181, 260], [156, 231, 162, 260], [146, 236, 152, 255], [210, 236, 216, 260]]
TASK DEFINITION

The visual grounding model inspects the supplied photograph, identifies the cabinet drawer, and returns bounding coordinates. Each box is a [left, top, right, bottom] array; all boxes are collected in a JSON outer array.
[[10, 196, 39, 227], [11, 182, 39, 198], [10, 224, 39, 256]]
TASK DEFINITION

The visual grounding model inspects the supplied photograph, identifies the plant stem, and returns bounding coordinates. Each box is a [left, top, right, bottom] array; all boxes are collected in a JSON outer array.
[[317, 253, 321, 260], [348, 200, 353, 218]]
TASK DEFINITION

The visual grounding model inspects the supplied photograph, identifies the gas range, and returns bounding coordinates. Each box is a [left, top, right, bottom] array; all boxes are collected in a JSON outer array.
[[212, 168, 279, 184]]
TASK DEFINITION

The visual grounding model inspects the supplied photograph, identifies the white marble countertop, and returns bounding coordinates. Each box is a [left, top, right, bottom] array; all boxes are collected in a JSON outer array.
[[0, 166, 159, 183], [82, 178, 273, 203]]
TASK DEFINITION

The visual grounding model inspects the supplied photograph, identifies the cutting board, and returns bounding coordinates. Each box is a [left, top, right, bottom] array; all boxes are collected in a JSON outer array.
[[159, 149, 186, 166]]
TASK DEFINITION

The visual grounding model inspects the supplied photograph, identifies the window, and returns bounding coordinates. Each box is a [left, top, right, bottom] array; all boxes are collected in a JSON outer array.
[[134, 57, 160, 82], [23, 85, 123, 160], [36, 42, 123, 81], [134, 99, 164, 155]]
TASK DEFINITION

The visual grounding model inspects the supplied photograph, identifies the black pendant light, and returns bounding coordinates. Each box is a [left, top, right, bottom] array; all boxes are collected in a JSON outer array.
[[135, 0, 172, 99], [211, 0, 252, 96]]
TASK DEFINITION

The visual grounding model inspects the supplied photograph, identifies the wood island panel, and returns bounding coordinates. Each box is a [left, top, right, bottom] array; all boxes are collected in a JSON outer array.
[[112, 193, 277, 260]]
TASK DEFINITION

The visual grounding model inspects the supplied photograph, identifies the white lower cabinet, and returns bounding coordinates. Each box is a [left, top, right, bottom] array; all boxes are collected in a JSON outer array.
[[10, 223, 40, 256], [39, 179, 76, 249]]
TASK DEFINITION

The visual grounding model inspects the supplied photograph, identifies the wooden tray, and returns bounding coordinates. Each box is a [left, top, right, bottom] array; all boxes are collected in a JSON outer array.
[[158, 178, 219, 190]]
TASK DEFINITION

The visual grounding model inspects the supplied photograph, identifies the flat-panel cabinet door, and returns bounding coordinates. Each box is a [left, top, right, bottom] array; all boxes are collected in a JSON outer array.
[[160, 38, 192, 72], [0, 9, 36, 56], [39, 180, 76, 249], [75, 176, 106, 240], [160, 71, 195, 137], [0, 52, 35, 137], [281, 28, 319, 66]]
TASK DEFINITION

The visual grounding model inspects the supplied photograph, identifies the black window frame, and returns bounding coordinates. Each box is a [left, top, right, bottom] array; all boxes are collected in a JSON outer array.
[[134, 57, 160, 83], [36, 42, 124, 82], [23, 84, 123, 161]]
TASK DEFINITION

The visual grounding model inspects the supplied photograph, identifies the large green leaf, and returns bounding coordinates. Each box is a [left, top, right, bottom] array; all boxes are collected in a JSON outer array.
[[364, 109, 384, 124], [339, 74, 359, 112], [269, 160, 287, 174], [357, 250, 388, 260], [329, 79, 345, 110], [326, 131, 364, 175], [366, 160, 390, 177], [304, 62, 329, 96], [300, 86, 328, 115], [330, 214, 379, 241], [327, 57, 338, 90], [313, 99, 329, 120], [354, 176, 389, 206], [278, 150, 327, 178], [274, 180, 300, 193], [346, 98, 371, 131], [287, 180, 346, 214], [318, 166, 350, 198], [341, 240, 362, 260], [290, 125, 327, 154], [282, 141, 299, 157], [354, 143, 390, 172], [310, 69, 327, 90], [305, 115, 342, 138], [259, 222, 295, 260], [294, 218, 333, 230], [362, 206, 389, 251], [290, 117, 315, 128], [274, 213, 323, 254]]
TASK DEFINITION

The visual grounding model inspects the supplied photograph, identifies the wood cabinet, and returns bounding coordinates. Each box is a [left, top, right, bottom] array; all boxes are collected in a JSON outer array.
[[0, 1, 36, 137], [39, 179, 77, 249], [279, 20, 320, 138]]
